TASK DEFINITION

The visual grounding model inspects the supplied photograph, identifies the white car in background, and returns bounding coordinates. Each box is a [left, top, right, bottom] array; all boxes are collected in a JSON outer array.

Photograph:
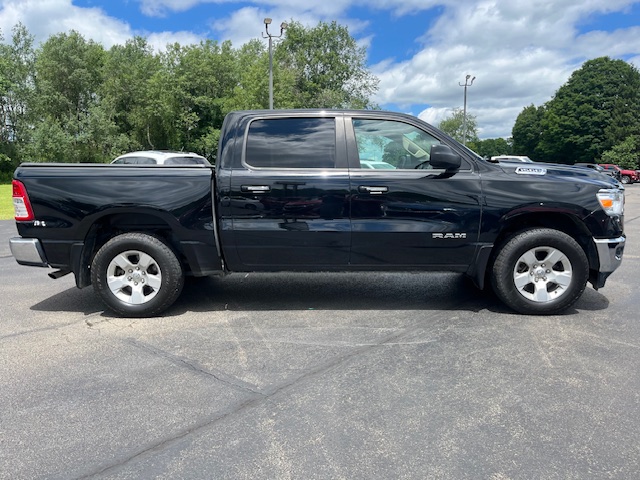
[[360, 160, 396, 169], [490, 155, 533, 163], [111, 150, 210, 166]]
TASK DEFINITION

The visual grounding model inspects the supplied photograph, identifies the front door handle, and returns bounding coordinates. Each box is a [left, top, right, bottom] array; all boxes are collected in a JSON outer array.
[[358, 186, 388, 195], [241, 185, 271, 193]]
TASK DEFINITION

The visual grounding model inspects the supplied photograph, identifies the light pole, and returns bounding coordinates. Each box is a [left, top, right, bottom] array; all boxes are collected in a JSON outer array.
[[458, 74, 475, 145], [262, 18, 287, 110]]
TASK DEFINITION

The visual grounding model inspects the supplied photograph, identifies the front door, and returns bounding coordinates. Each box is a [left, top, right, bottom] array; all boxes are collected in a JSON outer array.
[[347, 116, 482, 269]]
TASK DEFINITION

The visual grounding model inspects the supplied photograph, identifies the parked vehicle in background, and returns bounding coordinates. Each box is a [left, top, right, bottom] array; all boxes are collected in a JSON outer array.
[[490, 155, 533, 163], [112, 150, 210, 166], [360, 160, 395, 169], [598, 164, 624, 182], [598, 165, 638, 185], [618, 168, 638, 185], [576, 163, 607, 175]]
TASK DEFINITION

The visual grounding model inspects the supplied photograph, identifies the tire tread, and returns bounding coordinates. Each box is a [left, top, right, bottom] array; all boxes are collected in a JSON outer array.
[[91, 233, 184, 317]]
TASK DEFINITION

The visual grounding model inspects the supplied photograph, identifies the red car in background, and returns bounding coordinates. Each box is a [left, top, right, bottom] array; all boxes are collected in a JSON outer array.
[[599, 164, 638, 184]]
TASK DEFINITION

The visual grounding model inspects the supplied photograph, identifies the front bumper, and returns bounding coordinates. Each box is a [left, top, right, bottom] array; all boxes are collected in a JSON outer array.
[[9, 237, 49, 267], [590, 235, 625, 289], [594, 236, 625, 272]]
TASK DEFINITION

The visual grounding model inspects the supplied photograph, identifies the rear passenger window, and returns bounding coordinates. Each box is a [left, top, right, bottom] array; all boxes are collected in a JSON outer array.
[[245, 118, 336, 168]]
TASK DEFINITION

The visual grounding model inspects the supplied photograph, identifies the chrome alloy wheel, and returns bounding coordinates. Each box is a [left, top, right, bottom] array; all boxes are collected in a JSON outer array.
[[106, 250, 162, 305], [513, 246, 573, 303]]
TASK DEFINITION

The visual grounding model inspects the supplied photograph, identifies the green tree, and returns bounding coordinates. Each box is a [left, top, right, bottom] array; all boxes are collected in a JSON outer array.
[[100, 36, 161, 153], [1, 19, 381, 165], [601, 136, 640, 169], [29, 31, 110, 162], [438, 108, 478, 144], [0, 23, 36, 165], [468, 137, 512, 158], [537, 57, 640, 164], [155, 40, 237, 158], [0, 152, 14, 182], [276, 21, 378, 109], [511, 104, 544, 159], [224, 39, 273, 111]]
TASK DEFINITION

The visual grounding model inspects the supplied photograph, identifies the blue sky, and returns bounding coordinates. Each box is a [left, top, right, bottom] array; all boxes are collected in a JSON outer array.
[[1, 0, 640, 139]]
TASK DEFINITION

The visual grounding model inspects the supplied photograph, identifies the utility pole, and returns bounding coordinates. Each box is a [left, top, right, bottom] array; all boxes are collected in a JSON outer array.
[[458, 74, 475, 145], [262, 18, 287, 110]]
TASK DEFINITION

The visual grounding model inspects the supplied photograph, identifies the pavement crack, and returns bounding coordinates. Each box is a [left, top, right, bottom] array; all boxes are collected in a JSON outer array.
[[78, 324, 426, 479], [0, 320, 81, 342], [123, 338, 264, 396]]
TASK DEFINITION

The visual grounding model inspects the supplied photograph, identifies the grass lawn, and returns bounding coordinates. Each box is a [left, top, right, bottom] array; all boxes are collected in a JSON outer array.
[[0, 184, 13, 220]]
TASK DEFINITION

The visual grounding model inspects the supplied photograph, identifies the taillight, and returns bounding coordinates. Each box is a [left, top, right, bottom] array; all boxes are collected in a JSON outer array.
[[12, 180, 35, 221]]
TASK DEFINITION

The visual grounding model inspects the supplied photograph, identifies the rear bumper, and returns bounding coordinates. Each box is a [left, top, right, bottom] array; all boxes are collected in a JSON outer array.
[[9, 237, 49, 267]]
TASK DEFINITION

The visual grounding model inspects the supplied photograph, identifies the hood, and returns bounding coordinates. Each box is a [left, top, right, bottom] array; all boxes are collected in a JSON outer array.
[[497, 162, 623, 189]]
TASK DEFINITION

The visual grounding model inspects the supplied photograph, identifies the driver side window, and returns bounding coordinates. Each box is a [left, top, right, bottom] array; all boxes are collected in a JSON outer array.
[[352, 119, 440, 170]]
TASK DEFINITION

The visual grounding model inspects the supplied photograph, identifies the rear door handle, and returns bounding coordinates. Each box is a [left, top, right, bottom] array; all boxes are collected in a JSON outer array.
[[358, 186, 388, 195], [241, 185, 271, 193]]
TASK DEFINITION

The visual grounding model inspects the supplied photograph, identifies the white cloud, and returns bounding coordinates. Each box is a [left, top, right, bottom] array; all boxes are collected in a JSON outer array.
[[2, 0, 640, 138], [373, 0, 640, 137], [0, 0, 207, 52], [145, 31, 205, 52], [210, 6, 304, 49], [417, 106, 451, 127], [0, 0, 133, 48], [137, 0, 206, 17], [137, 0, 355, 18]]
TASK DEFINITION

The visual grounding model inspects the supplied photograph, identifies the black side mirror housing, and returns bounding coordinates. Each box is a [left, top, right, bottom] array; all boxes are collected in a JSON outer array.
[[430, 144, 462, 171]]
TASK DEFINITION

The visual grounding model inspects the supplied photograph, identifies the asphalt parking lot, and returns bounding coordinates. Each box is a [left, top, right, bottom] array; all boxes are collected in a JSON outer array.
[[1, 188, 639, 479]]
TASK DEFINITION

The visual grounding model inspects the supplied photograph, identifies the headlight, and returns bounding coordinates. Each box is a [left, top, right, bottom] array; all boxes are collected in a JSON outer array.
[[597, 188, 624, 216]]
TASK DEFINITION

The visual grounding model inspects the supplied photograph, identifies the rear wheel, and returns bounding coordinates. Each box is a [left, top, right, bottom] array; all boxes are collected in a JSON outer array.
[[491, 228, 588, 315], [91, 233, 184, 317]]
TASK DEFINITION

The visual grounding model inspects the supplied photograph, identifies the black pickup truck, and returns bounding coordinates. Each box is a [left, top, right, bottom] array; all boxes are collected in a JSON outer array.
[[10, 109, 625, 317]]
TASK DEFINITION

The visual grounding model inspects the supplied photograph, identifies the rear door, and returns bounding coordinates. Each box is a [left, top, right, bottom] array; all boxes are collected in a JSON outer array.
[[227, 114, 351, 269], [346, 115, 483, 269]]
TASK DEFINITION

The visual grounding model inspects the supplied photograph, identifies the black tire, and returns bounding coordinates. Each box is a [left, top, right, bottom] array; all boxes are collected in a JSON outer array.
[[621, 175, 631, 184], [491, 228, 588, 315], [91, 233, 184, 317]]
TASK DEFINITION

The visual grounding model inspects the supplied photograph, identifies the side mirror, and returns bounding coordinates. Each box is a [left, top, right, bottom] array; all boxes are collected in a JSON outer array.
[[430, 144, 461, 171]]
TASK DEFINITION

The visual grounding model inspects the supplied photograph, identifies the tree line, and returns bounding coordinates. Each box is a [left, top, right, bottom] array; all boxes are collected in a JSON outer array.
[[511, 57, 640, 168], [2, 21, 639, 180], [437, 57, 640, 167], [435, 108, 512, 159], [0, 22, 378, 180]]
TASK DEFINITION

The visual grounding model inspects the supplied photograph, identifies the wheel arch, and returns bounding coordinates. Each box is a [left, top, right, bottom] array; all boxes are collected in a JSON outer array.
[[74, 209, 186, 288], [471, 210, 598, 291], [495, 211, 593, 255]]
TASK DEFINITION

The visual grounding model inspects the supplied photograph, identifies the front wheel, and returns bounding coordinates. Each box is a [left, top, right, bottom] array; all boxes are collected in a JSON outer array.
[[491, 229, 589, 315], [621, 175, 631, 184], [91, 233, 184, 317]]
